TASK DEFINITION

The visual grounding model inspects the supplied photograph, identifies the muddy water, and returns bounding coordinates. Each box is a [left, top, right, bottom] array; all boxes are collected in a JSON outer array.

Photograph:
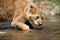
[[0, 15, 60, 40]]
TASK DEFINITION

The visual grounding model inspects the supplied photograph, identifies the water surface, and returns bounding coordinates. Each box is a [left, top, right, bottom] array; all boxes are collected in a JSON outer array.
[[0, 15, 60, 40]]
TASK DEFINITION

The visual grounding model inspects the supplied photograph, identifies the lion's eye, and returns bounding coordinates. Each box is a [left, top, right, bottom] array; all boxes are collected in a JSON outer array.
[[41, 17, 43, 19], [36, 16, 39, 19], [34, 16, 39, 20]]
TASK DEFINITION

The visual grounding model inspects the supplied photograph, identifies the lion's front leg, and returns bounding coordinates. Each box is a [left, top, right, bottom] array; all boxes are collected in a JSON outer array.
[[17, 22, 30, 31], [11, 22, 30, 31]]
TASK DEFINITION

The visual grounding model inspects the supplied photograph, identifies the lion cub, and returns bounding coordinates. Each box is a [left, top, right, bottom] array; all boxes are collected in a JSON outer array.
[[11, 0, 43, 31]]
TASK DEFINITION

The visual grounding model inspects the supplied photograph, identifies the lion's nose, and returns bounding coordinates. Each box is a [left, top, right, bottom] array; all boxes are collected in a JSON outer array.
[[38, 23, 43, 26], [38, 21, 43, 26]]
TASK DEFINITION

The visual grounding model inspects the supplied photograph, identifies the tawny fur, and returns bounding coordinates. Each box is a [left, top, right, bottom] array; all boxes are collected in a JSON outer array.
[[11, 0, 43, 31]]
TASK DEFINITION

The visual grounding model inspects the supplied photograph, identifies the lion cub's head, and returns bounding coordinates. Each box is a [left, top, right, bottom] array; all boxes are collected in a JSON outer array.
[[27, 5, 43, 26]]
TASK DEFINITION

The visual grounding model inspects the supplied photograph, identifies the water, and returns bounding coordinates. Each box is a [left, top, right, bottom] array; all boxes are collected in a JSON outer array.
[[0, 15, 60, 40]]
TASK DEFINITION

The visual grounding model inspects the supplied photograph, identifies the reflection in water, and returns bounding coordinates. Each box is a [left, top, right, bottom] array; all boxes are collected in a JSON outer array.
[[0, 15, 60, 40]]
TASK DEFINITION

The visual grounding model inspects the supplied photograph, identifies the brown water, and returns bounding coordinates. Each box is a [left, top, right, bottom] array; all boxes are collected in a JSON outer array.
[[0, 15, 60, 40]]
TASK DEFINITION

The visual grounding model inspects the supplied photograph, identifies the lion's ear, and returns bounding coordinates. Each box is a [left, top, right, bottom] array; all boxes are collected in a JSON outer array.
[[29, 5, 36, 14]]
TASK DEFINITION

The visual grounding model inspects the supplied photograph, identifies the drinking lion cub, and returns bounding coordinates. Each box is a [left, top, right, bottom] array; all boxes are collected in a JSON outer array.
[[11, 0, 43, 31]]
